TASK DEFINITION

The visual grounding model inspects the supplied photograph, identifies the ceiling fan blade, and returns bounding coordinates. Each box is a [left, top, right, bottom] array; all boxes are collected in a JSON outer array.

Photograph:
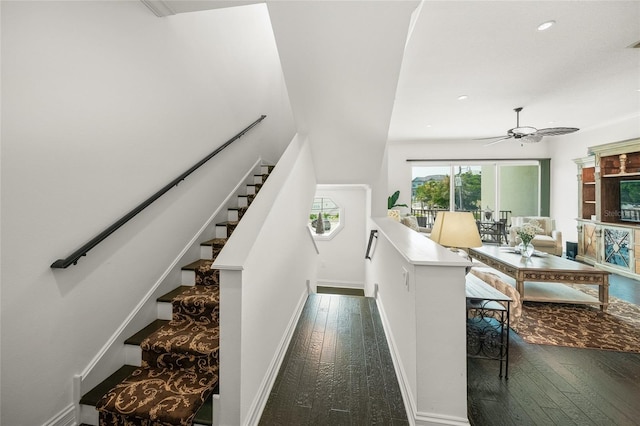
[[536, 127, 579, 136], [474, 135, 507, 141], [521, 134, 543, 143], [484, 136, 513, 146]]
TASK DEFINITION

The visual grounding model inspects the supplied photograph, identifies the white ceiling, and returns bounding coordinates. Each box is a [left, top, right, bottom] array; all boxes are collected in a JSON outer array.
[[390, 1, 640, 142], [146, 0, 640, 180]]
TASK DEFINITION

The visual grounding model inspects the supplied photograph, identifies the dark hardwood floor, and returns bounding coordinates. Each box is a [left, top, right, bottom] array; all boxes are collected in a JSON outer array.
[[259, 292, 408, 425], [260, 275, 640, 426], [468, 273, 640, 426]]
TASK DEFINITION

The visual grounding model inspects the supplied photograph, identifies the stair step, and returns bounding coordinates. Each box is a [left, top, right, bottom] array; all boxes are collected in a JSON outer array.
[[182, 259, 219, 286], [215, 221, 238, 238], [80, 365, 138, 407], [81, 365, 214, 425], [260, 165, 274, 175], [158, 285, 192, 303], [182, 258, 214, 271], [124, 319, 169, 346]]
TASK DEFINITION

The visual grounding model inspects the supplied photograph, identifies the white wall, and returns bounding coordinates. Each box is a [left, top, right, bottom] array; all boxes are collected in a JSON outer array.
[[548, 116, 640, 244], [314, 185, 367, 289], [0, 2, 293, 425], [214, 135, 318, 425], [366, 218, 470, 425]]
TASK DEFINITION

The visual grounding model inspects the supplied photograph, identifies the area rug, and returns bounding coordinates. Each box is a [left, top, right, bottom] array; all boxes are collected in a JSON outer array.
[[512, 286, 640, 353]]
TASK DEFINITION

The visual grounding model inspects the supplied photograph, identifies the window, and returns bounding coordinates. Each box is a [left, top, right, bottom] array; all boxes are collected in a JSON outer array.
[[411, 160, 547, 228], [309, 196, 342, 239]]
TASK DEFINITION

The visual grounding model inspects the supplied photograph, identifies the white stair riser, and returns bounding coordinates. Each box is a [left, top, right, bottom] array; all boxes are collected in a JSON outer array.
[[215, 225, 228, 239], [238, 197, 248, 208], [80, 404, 99, 425], [246, 186, 256, 196], [182, 270, 196, 285], [201, 245, 213, 259], [157, 302, 173, 320], [228, 210, 239, 221], [125, 344, 142, 367], [253, 175, 264, 184]]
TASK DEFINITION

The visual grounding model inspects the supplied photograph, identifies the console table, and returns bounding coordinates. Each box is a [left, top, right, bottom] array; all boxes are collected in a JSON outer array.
[[466, 274, 511, 379]]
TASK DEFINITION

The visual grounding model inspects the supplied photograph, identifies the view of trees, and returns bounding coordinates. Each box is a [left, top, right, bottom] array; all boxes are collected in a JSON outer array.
[[413, 170, 481, 211]]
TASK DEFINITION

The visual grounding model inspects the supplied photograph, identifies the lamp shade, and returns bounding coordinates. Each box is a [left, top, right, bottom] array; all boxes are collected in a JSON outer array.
[[430, 211, 482, 249]]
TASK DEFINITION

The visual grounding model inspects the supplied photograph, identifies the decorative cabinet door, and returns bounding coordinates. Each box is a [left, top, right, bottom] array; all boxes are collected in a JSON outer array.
[[582, 223, 598, 261], [603, 227, 632, 271]]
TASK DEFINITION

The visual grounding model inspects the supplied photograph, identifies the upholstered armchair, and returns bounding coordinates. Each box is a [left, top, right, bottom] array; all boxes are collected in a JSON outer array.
[[509, 216, 563, 256]]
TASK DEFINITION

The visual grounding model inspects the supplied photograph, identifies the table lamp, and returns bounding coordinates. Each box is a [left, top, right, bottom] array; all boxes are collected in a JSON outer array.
[[430, 211, 482, 252]]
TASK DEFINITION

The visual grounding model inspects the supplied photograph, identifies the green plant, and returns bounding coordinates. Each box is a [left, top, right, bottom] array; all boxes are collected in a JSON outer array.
[[388, 190, 408, 209]]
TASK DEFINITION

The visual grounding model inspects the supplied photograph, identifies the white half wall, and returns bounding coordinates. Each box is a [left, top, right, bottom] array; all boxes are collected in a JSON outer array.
[[0, 2, 293, 425], [214, 134, 319, 425], [314, 184, 368, 289], [366, 218, 470, 425]]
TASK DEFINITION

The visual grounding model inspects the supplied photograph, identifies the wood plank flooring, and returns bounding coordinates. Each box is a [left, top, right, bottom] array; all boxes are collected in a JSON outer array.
[[468, 273, 640, 426], [260, 275, 640, 425], [259, 293, 408, 425]]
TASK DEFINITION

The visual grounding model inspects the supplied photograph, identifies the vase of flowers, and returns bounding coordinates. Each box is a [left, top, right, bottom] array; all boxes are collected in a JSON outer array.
[[514, 220, 542, 258]]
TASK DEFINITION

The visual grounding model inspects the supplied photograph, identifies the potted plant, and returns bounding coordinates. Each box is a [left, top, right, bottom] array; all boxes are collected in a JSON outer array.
[[387, 190, 408, 222]]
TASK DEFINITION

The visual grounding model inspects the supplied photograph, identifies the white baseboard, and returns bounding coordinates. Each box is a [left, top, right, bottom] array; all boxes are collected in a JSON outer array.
[[245, 289, 309, 426], [42, 403, 76, 426], [375, 296, 470, 426], [316, 279, 364, 289], [375, 296, 417, 425]]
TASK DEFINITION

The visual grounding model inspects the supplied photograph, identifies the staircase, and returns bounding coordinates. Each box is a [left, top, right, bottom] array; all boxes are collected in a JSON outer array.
[[80, 164, 274, 426]]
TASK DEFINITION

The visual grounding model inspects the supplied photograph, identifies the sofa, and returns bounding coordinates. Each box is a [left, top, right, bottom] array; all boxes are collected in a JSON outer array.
[[509, 216, 563, 256]]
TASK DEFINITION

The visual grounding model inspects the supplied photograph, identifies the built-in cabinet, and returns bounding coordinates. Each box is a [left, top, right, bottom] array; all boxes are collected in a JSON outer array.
[[574, 138, 640, 280]]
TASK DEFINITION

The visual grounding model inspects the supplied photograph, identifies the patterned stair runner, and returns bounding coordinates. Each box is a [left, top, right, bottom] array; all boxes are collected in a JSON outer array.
[[93, 166, 271, 426]]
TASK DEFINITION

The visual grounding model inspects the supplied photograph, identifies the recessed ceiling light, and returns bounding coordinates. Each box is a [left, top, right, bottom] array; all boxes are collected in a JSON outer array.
[[425, 124, 432, 128], [537, 20, 555, 31], [457, 95, 468, 101]]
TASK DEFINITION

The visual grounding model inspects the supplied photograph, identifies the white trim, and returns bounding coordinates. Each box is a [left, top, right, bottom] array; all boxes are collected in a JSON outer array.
[[42, 403, 76, 426], [140, 0, 175, 17], [414, 412, 471, 426], [376, 295, 471, 426], [245, 289, 308, 426], [80, 159, 262, 379], [316, 279, 364, 289], [375, 295, 417, 425]]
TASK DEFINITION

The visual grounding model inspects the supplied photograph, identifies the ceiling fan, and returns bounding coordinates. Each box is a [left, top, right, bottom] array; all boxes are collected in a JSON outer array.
[[481, 107, 579, 146]]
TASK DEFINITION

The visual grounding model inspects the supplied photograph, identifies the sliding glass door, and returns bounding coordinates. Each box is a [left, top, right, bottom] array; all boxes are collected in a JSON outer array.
[[411, 160, 544, 227]]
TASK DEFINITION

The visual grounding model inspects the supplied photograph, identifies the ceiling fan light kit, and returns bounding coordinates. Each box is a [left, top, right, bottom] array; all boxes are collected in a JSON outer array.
[[482, 107, 579, 146]]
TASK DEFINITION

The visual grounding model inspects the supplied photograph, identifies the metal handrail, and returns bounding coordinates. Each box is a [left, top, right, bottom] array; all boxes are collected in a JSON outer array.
[[51, 115, 266, 268], [365, 229, 378, 260]]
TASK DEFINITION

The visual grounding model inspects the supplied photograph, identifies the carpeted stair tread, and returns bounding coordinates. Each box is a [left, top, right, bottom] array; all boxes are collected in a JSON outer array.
[[141, 319, 220, 372], [97, 366, 218, 426], [200, 238, 228, 260], [215, 221, 239, 228], [181, 259, 219, 286], [80, 365, 138, 406], [200, 237, 227, 247], [125, 319, 170, 346], [158, 286, 192, 303], [182, 259, 213, 271], [80, 364, 214, 425]]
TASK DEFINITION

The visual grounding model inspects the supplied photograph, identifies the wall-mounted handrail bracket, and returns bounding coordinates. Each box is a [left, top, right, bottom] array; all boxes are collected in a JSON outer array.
[[365, 229, 378, 260], [51, 115, 266, 269]]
